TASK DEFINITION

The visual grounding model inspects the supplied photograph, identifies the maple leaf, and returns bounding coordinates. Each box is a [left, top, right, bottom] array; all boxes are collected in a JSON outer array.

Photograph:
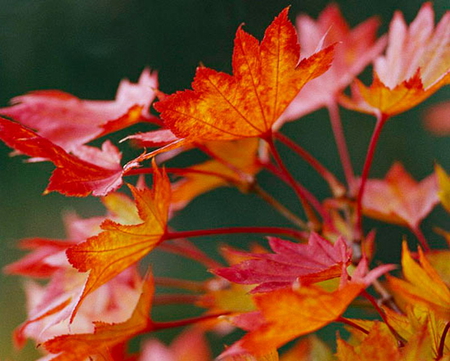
[[0, 117, 138, 196], [4, 238, 75, 278], [280, 4, 385, 122], [154, 8, 334, 142], [426, 250, 450, 287], [8, 192, 146, 348], [340, 3, 450, 116], [0, 69, 157, 152], [66, 165, 170, 320], [222, 282, 364, 356], [435, 164, 450, 213], [214, 233, 351, 293], [362, 162, 438, 230], [383, 305, 450, 358], [336, 322, 401, 361], [42, 273, 154, 361], [280, 335, 333, 361], [387, 242, 450, 320]]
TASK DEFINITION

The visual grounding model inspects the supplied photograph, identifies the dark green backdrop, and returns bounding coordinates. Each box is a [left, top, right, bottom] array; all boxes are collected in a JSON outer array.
[[0, 1, 449, 359]]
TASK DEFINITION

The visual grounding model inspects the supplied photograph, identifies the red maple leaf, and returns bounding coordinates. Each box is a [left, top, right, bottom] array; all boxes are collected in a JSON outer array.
[[214, 233, 351, 293], [0, 69, 157, 152], [0, 117, 138, 196]]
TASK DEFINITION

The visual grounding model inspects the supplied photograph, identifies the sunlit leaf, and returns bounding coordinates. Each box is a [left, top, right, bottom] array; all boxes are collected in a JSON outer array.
[[214, 233, 351, 293], [0, 117, 137, 196], [387, 242, 450, 320], [340, 3, 450, 116], [155, 8, 334, 142], [224, 282, 363, 356], [66, 165, 170, 319]]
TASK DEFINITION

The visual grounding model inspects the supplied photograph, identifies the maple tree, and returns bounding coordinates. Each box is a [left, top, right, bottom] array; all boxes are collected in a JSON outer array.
[[1, 3, 450, 361]]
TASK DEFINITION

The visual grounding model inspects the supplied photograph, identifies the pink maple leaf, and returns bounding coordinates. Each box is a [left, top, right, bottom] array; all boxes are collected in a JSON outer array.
[[213, 233, 352, 293], [362, 162, 439, 230], [279, 4, 385, 123], [0, 69, 157, 152]]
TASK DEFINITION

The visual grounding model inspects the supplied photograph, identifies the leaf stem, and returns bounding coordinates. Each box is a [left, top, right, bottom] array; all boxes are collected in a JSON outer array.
[[154, 277, 206, 292], [125, 167, 239, 184], [327, 101, 355, 195], [336, 316, 369, 335], [264, 134, 322, 230], [251, 183, 309, 230], [152, 294, 201, 305], [274, 132, 345, 197], [147, 312, 229, 332], [158, 238, 223, 269], [410, 225, 430, 252], [437, 321, 450, 360], [356, 113, 389, 240], [163, 226, 307, 242], [361, 289, 404, 346]]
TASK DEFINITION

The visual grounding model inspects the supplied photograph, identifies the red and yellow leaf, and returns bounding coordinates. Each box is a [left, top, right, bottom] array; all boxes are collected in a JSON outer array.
[[340, 71, 450, 117], [436, 164, 450, 213], [280, 335, 333, 361], [336, 322, 400, 361], [66, 166, 170, 319], [155, 8, 334, 141], [43, 274, 154, 361], [0, 117, 136, 196], [387, 242, 450, 320], [227, 282, 363, 356]]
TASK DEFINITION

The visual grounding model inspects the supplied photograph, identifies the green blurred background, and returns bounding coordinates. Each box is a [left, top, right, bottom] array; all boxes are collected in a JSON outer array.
[[0, 0, 449, 359]]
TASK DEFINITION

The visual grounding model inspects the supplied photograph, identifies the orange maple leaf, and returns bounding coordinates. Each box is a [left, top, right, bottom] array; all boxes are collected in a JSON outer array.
[[387, 242, 450, 320], [66, 165, 170, 320], [42, 273, 154, 361], [154, 8, 334, 142], [225, 282, 363, 356], [280, 335, 333, 361], [336, 322, 400, 361]]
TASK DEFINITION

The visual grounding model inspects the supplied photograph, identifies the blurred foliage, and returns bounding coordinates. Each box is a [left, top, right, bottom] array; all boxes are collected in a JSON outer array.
[[0, 0, 449, 359]]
